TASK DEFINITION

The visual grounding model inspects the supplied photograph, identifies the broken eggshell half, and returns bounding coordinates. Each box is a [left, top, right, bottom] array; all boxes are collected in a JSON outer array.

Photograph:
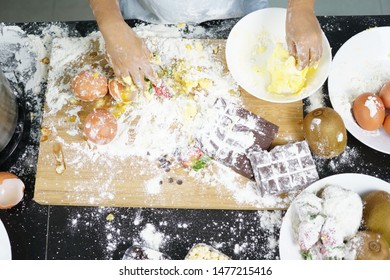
[[0, 172, 25, 209]]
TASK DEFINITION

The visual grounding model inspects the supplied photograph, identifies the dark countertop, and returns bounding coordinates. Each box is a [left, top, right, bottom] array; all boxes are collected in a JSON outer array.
[[0, 15, 390, 260]]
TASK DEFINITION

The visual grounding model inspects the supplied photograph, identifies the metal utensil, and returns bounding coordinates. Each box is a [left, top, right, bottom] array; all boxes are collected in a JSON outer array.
[[0, 69, 18, 152]]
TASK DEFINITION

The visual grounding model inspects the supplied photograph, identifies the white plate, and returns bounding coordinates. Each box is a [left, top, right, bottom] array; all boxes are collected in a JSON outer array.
[[279, 173, 390, 260], [226, 8, 332, 103], [328, 27, 390, 154], [0, 218, 11, 260]]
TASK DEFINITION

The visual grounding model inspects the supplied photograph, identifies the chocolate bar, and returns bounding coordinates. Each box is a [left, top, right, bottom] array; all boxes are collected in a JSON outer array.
[[247, 141, 319, 196], [196, 98, 279, 179]]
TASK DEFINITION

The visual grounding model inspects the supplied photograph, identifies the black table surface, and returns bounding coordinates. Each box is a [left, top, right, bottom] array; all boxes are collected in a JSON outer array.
[[1, 15, 390, 260]]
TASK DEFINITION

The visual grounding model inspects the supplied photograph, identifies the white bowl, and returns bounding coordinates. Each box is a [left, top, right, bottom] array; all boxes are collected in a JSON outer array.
[[226, 8, 332, 103], [279, 173, 390, 260], [0, 219, 11, 260], [328, 26, 390, 154]]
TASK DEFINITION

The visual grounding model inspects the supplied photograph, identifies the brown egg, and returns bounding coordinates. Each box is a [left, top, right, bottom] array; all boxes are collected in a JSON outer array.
[[0, 172, 25, 209], [71, 70, 108, 102], [83, 109, 117, 145], [379, 81, 390, 109], [383, 115, 390, 136], [108, 78, 137, 103], [352, 92, 385, 131]]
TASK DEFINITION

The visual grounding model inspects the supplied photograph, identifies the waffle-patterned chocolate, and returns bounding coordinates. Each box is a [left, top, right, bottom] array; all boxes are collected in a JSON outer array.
[[247, 141, 319, 195], [196, 98, 279, 179]]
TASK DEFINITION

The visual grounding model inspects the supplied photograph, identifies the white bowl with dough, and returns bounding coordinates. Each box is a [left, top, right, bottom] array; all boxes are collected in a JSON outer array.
[[226, 8, 332, 103], [279, 173, 390, 260]]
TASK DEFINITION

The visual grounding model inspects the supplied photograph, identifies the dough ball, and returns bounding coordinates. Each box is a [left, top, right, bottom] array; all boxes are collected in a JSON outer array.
[[71, 70, 108, 102], [83, 109, 117, 145]]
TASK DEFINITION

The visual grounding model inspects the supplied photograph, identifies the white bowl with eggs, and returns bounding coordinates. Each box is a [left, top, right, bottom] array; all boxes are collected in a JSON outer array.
[[328, 26, 390, 154], [226, 8, 332, 103]]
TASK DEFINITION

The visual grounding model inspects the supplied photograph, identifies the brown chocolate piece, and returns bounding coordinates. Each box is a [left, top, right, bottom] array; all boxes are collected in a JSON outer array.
[[196, 98, 279, 179], [247, 141, 319, 195]]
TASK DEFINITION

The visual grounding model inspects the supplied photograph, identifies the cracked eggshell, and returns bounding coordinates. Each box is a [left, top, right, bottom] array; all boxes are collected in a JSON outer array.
[[0, 172, 25, 209], [108, 78, 137, 103]]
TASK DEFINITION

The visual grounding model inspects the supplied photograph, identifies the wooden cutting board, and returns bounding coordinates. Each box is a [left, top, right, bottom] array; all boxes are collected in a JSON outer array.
[[33, 35, 303, 210]]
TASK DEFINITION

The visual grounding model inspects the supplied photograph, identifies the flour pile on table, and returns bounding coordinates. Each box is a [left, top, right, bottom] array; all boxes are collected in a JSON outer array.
[[44, 31, 243, 158], [70, 207, 283, 260], [39, 24, 293, 208]]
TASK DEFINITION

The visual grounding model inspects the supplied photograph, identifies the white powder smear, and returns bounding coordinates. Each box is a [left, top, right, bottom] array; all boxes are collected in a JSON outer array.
[[38, 24, 291, 209], [364, 96, 379, 118], [144, 176, 163, 195], [139, 223, 165, 250], [337, 132, 344, 142], [305, 87, 325, 113], [310, 118, 321, 131], [0, 23, 71, 180]]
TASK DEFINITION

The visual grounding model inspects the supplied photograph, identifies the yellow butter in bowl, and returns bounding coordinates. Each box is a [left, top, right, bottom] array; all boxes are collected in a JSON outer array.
[[266, 43, 316, 95]]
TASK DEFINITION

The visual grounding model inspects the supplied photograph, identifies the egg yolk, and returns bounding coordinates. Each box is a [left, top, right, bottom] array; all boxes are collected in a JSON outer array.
[[108, 78, 137, 103], [266, 43, 317, 95]]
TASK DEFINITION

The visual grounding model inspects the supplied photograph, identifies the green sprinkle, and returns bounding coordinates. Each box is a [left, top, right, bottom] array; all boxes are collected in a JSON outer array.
[[192, 155, 211, 171], [301, 251, 312, 260]]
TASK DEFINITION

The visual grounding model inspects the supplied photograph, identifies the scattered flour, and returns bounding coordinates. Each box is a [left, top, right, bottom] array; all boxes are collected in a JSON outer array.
[[39, 24, 290, 209], [305, 87, 326, 113], [138, 223, 165, 250], [3, 21, 386, 261], [0, 23, 70, 178], [66, 205, 283, 260], [144, 176, 163, 195]]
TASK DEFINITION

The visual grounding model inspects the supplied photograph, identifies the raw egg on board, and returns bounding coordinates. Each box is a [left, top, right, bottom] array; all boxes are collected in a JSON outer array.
[[379, 81, 390, 109], [83, 109, 118, 145], [0, 172, 25, 209], [108, 78, 137, 103], [71, 70, 108, 102], [352, 92, 385, 131]]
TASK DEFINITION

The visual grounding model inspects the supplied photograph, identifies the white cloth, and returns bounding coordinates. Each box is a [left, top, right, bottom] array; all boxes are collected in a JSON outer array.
[[119, 0, 268, 24]]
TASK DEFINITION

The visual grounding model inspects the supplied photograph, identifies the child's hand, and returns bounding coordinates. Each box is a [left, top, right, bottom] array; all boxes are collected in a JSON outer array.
[[286, 6, 323, 69], [103, 21, 156, 89]]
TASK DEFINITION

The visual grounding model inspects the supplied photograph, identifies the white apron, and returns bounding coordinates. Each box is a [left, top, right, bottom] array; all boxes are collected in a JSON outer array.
[[120, 0, 268, 24]]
